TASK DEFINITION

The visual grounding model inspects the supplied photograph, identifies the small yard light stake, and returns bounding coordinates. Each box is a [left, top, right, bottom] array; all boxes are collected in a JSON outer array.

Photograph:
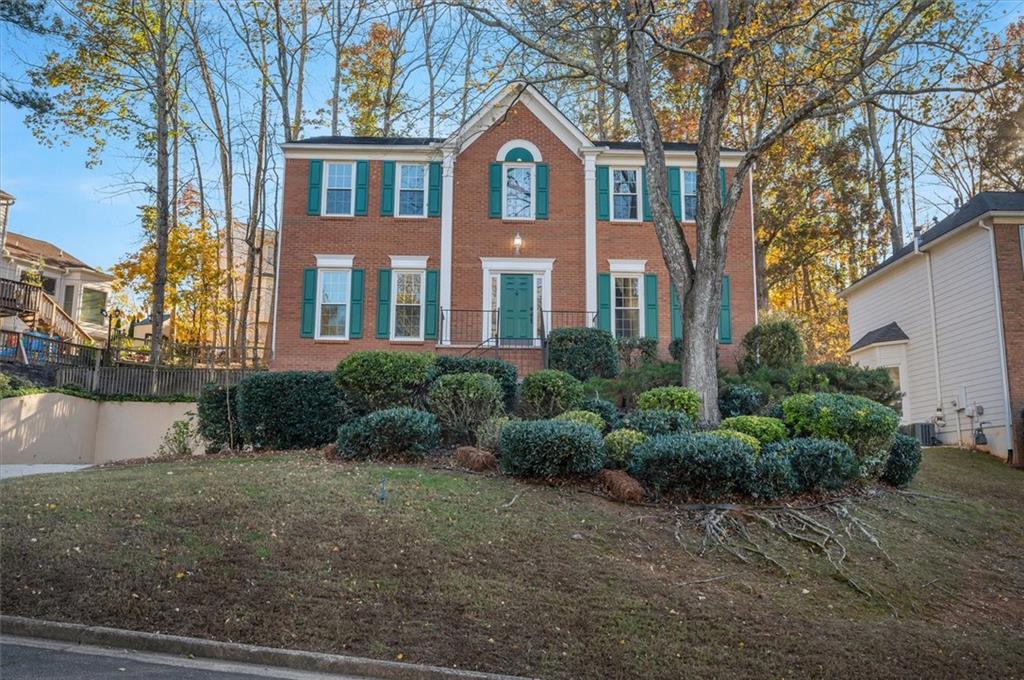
[[512, 231, 523, 255]]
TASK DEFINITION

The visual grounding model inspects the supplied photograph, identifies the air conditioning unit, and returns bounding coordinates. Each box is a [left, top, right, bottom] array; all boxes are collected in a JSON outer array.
[[901, 422, 937, 446]]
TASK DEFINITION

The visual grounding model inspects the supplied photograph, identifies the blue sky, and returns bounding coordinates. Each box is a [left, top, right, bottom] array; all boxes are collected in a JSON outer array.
[[1, 2, 1021, 273]]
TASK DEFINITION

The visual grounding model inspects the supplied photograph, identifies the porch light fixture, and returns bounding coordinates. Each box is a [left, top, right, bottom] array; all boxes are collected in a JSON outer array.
[[513, 231, 523, 255]]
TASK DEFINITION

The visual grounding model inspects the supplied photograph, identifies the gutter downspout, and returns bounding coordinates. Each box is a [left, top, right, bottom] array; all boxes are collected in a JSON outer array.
[[980, 218, 1015, 462], [916, 228, 947, 443]]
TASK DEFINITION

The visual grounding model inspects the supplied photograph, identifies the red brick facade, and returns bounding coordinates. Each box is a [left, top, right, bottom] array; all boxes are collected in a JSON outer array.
[[272, 95, 757, 373], [993, 222, 1023, 464]]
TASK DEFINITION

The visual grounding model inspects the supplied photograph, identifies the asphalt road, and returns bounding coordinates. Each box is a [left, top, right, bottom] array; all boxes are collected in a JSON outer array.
[[0, 636, 368, 680]]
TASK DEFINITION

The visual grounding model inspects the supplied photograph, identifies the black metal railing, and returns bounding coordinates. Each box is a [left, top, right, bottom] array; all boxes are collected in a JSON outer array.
[[439, 309, 598, 346]]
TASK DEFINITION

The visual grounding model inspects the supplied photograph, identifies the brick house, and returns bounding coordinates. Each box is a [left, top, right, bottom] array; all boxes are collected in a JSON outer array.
[[840, 192, 1024, 464], [271, 83, 758, 375]]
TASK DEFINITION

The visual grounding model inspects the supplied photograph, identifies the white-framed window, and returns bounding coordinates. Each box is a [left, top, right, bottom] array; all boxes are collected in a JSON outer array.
[[612, 274, 643, 338], [315, 268, 351, 339], [391, 269, 425, 340], [80, 287, 107, 325], [683, 170, 697, 221], [323, 162, 355, 216], [397, 163, 427, 217], [612, 168, 641, 221], [503, 163, 534, 219]]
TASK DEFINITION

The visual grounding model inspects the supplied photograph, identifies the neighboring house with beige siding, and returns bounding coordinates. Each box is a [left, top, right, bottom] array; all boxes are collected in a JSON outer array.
[[840, 192, 1024, 464]]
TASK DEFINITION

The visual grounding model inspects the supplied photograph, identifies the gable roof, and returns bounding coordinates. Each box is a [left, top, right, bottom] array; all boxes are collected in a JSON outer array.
[[848, 321, 909, 353], [844, 192, 1024, 295], [283, 135, 442, 147], [3, 231, 107, 276]]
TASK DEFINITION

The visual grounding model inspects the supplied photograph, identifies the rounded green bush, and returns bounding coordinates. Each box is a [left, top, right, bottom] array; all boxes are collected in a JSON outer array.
[[765, 438, 859, 492], [335, 408, 440, 461], [603, 428, 647, 467], [498, 419, 604, 477], [236, 371, 351, 450], [546, 327, 619, 380], [334, 351, 435, 411], [782, 392, 899, 475], [720, 415, 788, 447], [628, 433, 755, 499], [623, 409, 693, 436], [708, 429, 761, 453], [636, 386, 701, 420], [427, 372, 504, 444], [476, 415, 513, 452], [429, 356, 518, 410], [881, 433, 922, 487], [554, 409, 605, 431], [519, 369, 584, 419], [745, 450, 798, 500], [580, 396, 620, 431], [737, 319, 805, 373], [718, 384, 765, 417]]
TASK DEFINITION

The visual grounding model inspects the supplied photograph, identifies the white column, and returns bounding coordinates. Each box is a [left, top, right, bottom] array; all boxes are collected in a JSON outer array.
[[583, 151, 598, 323], [439, 150, 455, 345]]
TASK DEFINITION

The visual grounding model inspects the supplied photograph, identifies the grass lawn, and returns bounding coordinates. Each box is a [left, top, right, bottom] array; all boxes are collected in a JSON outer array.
[[1, 447, 1022, 679]]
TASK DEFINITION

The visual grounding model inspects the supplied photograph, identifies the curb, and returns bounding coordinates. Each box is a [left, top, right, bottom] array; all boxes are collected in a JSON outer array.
[[0, 615, 530, 680]]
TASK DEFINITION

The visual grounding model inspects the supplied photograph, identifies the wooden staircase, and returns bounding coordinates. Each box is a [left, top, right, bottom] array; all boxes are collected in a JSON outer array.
[[0, 277, 96, 346]]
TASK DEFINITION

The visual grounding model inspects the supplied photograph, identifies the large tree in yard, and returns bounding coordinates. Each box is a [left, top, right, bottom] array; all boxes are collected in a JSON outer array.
[[456, 0, 993, 421]]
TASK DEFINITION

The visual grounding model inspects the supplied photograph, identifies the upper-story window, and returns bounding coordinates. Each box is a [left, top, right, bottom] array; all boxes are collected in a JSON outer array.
[[683, 170, 698, 221], [504, 164, 534, 219], [492, 140, 546, 221], [397, 163, 427, 217], [612, 168, 641, 221], [324, 162, 355, 216]]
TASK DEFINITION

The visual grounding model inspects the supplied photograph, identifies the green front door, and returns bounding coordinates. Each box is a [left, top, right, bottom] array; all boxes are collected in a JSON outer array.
[[499, 274, 533, 340]]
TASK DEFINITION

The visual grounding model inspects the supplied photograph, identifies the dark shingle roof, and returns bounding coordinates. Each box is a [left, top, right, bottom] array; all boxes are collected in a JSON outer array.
[[848, 322, 909, 353], [854, 192, 1024, 286], [285, 135, 443, 146], [4, 231, 98, 273]]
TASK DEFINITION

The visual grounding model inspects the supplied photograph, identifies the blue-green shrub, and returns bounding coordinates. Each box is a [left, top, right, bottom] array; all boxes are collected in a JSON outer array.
[[429, 355, 517, 410], [766, 438, 859, 492], [519, 369, 584, 418], [498, 419, 604, 477], [427, 372, 504, 444], [546, 327, 619, 380], [335, 408, 440, 461], [624, 409, 693, 436], [236, 371, 351, 450], [881, 433, 922, 487], [580, 396, 620, 432], [782, 392, 899, 474], [629, 433, 755, 499], [334, 351, 435, 410], [745, 450, 798, 500], [718, 383, 764, 417]]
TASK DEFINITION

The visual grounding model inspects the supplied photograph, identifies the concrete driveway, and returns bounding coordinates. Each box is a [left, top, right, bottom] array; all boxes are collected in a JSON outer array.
[[0, 464, 91, 480]]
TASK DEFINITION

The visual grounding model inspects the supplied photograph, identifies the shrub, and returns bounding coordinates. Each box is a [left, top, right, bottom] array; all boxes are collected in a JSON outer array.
[[580, 395, 620, 431], [724, 363, 901, 412], [498, 419, 604, 477], [766, 438, 859, 492], [196, 383, 239, 451], [427, 372, 504, 444], [668, 338, 685, 363], [603, 428, 648, 468], [519, 369, 584, 418], [157, 417, 197, 458], [881, 433, 922, 487], [629, 433, 755, 499], [718, 383, 764, 418], [708, 429, 761, 453], [334, 351, 435, 410], [546, 327, 619, 380], [636, 386, 701, 420], [617, 337, 658, 369], [583, 361, 681, 410], [237, 371, 351, 450], [554, 409, 605, 432], [737, 318, 805, 373], [430, 355, 517, 410], [720, 415, 788, 447], [782, 392, 899, 474], [745, 450, 798, 500], [335, 408, 440, 461], [476, 415, 513, 452], [624, 409, 693, 436]]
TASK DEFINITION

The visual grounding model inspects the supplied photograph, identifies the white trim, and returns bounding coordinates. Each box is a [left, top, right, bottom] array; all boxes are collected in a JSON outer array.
[[321, 161, 356, 216], [479, 257, 555, 271], [501, 162, 536, 220], [283, 147, 440, 161], [315, 254, 354, 268], [313, 268, 352, 341], [390, 268, 427, 342], [595, 147, 745, 165], [583, 152, 598, 322], [609, 166, 643, 222], [395, 162, 429, 218], [439, 152, 455, 344], [480, 258, 554, 343], [609, 272, 644, 339], [496, 139, 543, 163], [607, 259, 647, 273], [389, 255, 429, 269]]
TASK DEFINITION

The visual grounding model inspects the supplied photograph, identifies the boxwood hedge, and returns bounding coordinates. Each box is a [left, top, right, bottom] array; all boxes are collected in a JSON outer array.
[[623, 409, 693, 436], [519, 369, 584, 419], [334, 351, 435, 410], [782, 392, 898, 475], [429, 355, 518, 410], [881, 433, 922, 487], [720, 415, 788, 447], [765, 438, 859, 492], [629, 433, 755, 499], [546, 327, 619, 380], [335, 408, 440, 461], [236, 371, 351, 450], [498, 419, 604, 477], [636, 386, 701, 420], [196, 383, 238, 452]]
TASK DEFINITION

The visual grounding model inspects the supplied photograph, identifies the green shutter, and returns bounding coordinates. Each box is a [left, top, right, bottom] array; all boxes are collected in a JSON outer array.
[[718, 275, 732, 344], [306, 160, 322, 216], [668, 167, 682, 220], [644, 273, 658, 339], [380, 161, 395, 216], [350, 269, 364, 338], [596, 165, 609, 221], [354, 160, 369, 216], [719, 167, 727, 206], [376, 269, 392, 338], [424, 269, 439, 339], [670, 285, 683, 340], [642, 167, 652, 221], [427, 162, 441, 216], [300, 268, 316, 337], [488, 163, 502, 218], [597, 273, 611, 331], [536, 163, 549, 219]]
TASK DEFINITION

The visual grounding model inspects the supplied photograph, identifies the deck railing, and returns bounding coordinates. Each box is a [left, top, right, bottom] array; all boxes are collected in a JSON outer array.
[[0, 329, 99, 367], [0, 277, 96, 345]]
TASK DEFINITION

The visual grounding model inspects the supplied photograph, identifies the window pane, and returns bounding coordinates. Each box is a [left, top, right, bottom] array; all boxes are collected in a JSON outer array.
[[328, 163, 352, 189], [319, 270, 349, 337], [615, 308, 640, 338], [505, 166, 532, 218], [399, 189, 424, 216], [614, 194, 638, 220], [613, 169, 637, 194], [400, 165, 424, 189], [326, 188, 352, 215], [80, 288, 107, 325], [613, 276, 640, 338], [684, 195, 697, 221], [320, 304, 346, 337], [393, 272, 423, 338], [614, 277, 639, 308], [395, 305, 421, 338], [683, 171, 697, 221], [395, 272, 422, 305]]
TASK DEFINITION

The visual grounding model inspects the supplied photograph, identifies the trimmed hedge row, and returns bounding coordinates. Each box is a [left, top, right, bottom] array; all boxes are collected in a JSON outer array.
[[334, 351, 435, 410], [546, 327, 619, 380], [335, 408, 439, 461], [237, 371, 351, 450], [430, 355, 518, 409], [498, 419, 604, 477]]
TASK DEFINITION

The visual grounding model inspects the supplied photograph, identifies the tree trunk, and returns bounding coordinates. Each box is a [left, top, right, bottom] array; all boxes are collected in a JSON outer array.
[[149, 0, 171, 371], [862, 93, 902, 252]]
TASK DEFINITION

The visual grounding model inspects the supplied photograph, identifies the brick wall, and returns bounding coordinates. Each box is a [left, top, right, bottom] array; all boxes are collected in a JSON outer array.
[[993, 222, 1023, 464]]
